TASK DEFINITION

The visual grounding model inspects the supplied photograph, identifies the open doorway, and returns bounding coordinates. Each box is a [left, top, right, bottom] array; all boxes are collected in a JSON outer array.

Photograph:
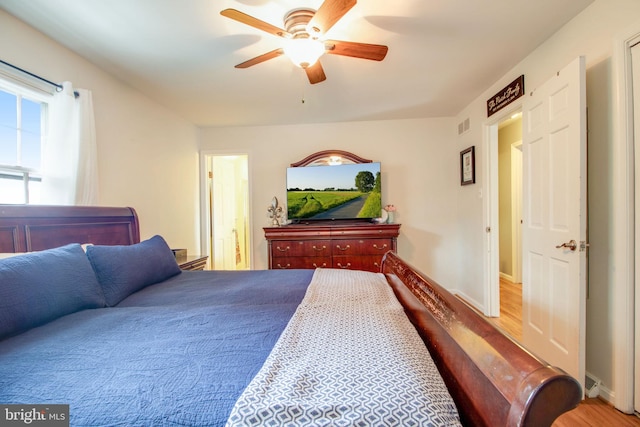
[[498, 113, 523, 284], [494, 111, 523, 340], [485, 58, 587, 392], [202, 154, 251, 270]]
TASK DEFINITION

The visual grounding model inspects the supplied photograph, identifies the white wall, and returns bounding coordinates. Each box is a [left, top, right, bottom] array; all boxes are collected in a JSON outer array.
[[453, 0, 640, 399], [0, 9, 201, 253], [199, 118, 461, 288]]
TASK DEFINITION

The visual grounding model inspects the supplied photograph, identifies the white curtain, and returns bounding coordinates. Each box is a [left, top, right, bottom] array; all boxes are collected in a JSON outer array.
[[40, 81, 99, 205]]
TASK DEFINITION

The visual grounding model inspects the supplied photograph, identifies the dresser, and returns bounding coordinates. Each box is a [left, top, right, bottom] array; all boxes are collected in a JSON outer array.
[[264, 222, 400, 272]]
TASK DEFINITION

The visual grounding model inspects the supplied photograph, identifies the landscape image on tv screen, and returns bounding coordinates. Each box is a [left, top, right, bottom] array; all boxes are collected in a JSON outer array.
[[286, 162, 382, 221]]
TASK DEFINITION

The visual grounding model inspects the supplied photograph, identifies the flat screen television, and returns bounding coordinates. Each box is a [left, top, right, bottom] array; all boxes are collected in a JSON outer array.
[[286, 162, 382, 221]]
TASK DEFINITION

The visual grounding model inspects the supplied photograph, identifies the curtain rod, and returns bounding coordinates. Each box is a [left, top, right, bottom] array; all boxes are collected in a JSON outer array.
[[0, 59, 79, 97]]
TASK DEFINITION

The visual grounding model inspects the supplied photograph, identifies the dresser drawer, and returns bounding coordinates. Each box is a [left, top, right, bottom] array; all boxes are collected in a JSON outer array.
[[332, 238, 393, 255], [272, 240, 331, 257], [333, 255, 385, 272], [272, 256, 331, 269]]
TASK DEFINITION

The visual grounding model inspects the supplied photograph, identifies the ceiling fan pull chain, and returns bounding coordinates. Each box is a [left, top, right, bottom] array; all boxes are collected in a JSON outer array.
[[299, 71, 307, 104]]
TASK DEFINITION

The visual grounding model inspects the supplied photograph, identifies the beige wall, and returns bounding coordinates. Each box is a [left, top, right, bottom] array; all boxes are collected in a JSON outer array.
[[498, 120, 522, 278], [454, 0, 640, 399], [0, 9, 201, 253], [199, 118, 460, 288]]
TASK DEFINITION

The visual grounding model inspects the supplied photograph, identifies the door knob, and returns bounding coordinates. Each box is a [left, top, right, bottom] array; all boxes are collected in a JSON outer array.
[[555, 240, 577, 251]]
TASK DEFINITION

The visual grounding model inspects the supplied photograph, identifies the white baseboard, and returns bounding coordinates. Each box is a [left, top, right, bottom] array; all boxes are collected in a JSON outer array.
[[453, 290, 485, 314], [499, 272, 514, 282]]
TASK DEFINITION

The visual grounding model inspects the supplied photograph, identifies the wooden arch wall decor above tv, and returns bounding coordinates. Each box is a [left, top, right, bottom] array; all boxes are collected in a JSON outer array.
[[290, 150, 372, 167]]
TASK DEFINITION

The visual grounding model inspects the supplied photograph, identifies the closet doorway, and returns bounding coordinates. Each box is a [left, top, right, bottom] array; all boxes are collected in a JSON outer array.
[[202, 154, 250, 270], [612, 22, 640, 413]]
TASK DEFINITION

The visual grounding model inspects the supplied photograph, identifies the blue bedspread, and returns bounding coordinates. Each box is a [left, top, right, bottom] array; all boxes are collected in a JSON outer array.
[[0, 269, 313, 426]]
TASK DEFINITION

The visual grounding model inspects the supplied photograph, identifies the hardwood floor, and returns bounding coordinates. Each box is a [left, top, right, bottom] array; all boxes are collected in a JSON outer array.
[[485, 278, 640, 426], [488, 278, 522, 341], [554, 398, 640, 426]]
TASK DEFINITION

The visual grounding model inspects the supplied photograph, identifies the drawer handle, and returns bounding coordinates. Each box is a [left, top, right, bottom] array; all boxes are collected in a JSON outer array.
[[337, 262, 351, 269], [372, 243, 388, 250], [276, 263, 291, 269], [312, 245, 327, 252], [275, 246, 290, 252], [312, 262, 327, 268], [336, 244, 351, 251]]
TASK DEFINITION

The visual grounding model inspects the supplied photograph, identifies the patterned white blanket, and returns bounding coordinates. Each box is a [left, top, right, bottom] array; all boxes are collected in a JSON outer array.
[[226, 268, 461, 426]]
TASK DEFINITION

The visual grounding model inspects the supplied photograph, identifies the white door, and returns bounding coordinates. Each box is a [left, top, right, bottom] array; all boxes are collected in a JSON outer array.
[[213, 158, 236, 269], [209, 155, 250, 270], [631, 40, 640, 414], [521, 56, 587, 387]]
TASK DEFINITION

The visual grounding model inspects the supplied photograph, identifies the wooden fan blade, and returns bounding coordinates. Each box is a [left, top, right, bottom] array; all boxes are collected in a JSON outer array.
[[221, 9, 291, 38], [305, 61, 327, 84], [307, 0, 357, 37], [325, 40, 388, 61], [235, 48, 284, 68]]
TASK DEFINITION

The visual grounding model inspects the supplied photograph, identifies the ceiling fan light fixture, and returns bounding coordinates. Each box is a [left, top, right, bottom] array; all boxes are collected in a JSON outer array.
[[283, 38, 325, 68], [221, 2, 388, 84]]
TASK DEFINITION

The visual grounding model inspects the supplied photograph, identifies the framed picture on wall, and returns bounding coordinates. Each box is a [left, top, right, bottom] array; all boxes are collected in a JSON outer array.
[[460, 146, 475, 185]]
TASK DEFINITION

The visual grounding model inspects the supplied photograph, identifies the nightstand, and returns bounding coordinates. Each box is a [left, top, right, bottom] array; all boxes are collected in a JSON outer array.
[[177, 255, 208, 271]]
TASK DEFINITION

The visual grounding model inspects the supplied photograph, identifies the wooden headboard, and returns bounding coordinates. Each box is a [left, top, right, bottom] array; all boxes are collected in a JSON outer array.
[[381, 251, 582, 427], [0, 205, 140, 252]]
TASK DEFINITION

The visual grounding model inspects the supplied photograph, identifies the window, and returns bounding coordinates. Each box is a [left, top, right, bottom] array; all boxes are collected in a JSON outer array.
[[0, 82, 49, 204]]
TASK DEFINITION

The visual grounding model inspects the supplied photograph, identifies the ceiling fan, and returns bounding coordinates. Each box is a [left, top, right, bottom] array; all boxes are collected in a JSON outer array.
[[220, 0, 388, 84]]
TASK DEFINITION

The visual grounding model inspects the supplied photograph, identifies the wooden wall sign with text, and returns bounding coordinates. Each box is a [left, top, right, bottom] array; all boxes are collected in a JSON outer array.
[[487, 75, 524, 117]]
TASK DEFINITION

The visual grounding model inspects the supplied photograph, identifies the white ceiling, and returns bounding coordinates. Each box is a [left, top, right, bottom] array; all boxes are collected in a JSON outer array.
[[0, 0, 594, 127]]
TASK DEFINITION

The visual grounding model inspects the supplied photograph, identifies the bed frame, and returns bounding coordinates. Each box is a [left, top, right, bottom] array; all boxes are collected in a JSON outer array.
[[0, 205, 140, 252], [0, 204, 581, 426], [382, 251, 582, 426]]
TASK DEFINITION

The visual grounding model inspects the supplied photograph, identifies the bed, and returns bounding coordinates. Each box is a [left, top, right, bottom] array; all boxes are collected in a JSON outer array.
[[0, 205, 581, 426]]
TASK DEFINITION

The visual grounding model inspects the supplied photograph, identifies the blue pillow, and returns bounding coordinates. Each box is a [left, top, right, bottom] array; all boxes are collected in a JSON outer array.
[[0, 244, 106, 340], [86, 235, 181, 306]]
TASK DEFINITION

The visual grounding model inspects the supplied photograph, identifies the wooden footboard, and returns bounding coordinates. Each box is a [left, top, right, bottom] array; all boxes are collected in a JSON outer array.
[[381, 251, 581, 427]]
